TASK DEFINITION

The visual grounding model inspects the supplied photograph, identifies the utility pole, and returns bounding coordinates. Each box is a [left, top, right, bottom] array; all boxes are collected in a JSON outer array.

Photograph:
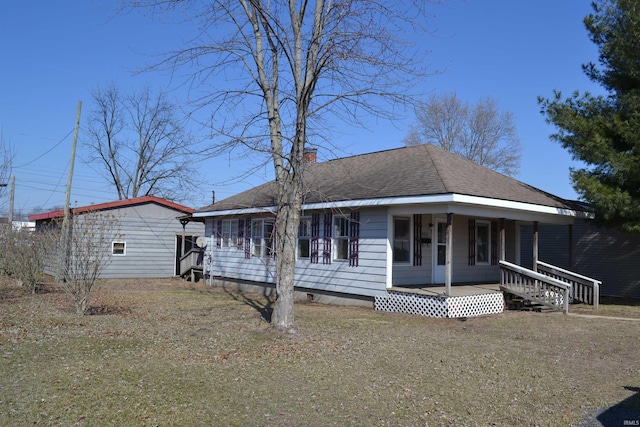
[[56, 101, 82, 281], [0, 182, 6, 224], [8, 175, 14, 225]]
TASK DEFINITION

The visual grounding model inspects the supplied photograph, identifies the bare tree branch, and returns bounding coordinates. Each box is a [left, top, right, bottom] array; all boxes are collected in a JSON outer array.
[[84, 83, 199, 202], [405, 93, 522, 176]]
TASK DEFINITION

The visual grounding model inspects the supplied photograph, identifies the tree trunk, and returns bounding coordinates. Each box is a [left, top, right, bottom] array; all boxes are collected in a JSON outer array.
[[272, 167, 303, 332]]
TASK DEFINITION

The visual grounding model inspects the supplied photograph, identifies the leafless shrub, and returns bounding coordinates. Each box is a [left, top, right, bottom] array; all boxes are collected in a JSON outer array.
[[0, 224, 58, 293], [58, 211, 121, 315]]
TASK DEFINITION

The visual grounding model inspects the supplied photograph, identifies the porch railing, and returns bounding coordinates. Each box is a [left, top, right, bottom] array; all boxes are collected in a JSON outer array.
[[536, 260, 601, 309], [179, 248, 204, 279], [499, 260, 572, 313]]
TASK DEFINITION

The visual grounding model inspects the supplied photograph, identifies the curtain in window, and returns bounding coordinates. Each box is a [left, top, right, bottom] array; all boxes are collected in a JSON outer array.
[[413, 214, 422, 266], [349, 211, 360, 267], [216, 219, 222, 248], [238, 219, 245, 249], [269, 220, 276, 259], [244, 217, 251, 259], [468, 219, 476, 266], [311, 213, 320, 264], [323, 212, 332, 264]]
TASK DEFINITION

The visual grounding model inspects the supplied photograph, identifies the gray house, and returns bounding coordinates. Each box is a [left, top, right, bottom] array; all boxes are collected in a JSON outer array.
[[193, 144, 599, 317], [29, 196, 204, 279]]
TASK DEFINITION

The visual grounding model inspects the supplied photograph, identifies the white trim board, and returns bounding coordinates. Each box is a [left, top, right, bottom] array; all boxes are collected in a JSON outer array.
[[194, 193, 591, 222]]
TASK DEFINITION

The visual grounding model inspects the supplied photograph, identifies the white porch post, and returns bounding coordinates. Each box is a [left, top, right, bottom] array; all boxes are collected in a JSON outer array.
[[386, 213, 394, 289], [533, 221, 539, 271], [445, 213, 453, 296]]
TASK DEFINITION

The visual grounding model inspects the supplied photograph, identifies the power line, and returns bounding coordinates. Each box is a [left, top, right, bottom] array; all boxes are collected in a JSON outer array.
[[14, 128, 75, 168], [16, 166, 106, 182]]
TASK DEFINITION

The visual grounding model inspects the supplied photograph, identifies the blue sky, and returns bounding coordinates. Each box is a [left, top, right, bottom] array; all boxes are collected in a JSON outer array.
[[0, 1, 602, 215]]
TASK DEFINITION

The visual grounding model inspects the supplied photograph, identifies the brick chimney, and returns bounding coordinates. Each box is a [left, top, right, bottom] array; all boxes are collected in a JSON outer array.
[[303, 147, 317, 163]]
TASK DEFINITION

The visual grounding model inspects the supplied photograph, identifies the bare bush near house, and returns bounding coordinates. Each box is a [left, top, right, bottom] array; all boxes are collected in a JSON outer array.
[[58, 211, 120, 315], [405, 93, 522, 176], [0, 225, 58, 293]]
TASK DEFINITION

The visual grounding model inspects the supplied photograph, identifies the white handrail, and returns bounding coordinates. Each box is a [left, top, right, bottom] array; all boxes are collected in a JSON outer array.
[[537, 260, 602, 285], [499, 261, 572, 291], [536, 260, 600, 309], [499, 260, 572, 313]]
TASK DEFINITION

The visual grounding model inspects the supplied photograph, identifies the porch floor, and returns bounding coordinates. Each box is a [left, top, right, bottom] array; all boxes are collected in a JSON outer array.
[[389, 283, 501, 298]]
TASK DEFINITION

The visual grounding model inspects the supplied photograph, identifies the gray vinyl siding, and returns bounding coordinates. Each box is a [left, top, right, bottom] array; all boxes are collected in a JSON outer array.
[[449, 215, 499, 284], [392, 214, 511, 285], [392, 214, 433, 286], [205, 215, 277, 284], [206, 210, 518, 295], [52, 204, 204, 279], [521, 221, 640, 299], [295, 208, 387, 297], [206, 209, 389, 297]]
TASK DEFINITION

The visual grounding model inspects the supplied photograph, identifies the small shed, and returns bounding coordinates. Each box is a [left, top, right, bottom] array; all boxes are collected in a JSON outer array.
[[29, 196, 204, 279]]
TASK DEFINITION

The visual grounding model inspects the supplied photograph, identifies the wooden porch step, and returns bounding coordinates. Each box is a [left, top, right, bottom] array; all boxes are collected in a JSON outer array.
[[504, 293, 555, 313], [519, 304, 554, 313]]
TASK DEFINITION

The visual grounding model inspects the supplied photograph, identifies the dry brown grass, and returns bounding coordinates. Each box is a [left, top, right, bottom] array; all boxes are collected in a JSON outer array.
[[1, 277, 639, 426]]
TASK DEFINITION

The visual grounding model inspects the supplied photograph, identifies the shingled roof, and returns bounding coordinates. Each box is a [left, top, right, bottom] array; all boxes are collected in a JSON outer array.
[[196, 144, 579, 213]]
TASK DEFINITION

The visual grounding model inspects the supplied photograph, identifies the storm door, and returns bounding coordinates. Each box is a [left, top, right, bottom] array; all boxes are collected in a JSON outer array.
[[433, 219, 447, 283]]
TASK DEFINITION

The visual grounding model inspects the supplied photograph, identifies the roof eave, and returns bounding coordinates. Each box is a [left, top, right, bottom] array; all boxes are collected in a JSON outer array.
[[28, 196, 194, 222], [192, 193, 592, 219]]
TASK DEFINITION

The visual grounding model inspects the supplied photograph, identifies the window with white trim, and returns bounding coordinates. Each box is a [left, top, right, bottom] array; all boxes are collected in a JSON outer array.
[[298, 217, 311, 259], [476, 220, 490, 264], [252, 219, 275, 257], [393, 217, 411, 263], [112, 241, 126, 256], [333, 216, 350, 260], [221, 219, 239, 248]]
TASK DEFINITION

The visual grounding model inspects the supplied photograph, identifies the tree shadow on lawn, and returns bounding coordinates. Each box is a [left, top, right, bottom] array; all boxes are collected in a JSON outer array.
[[0, 279, 59, 302], [222, 286, 275, 323], [596, 386, 640, 426]]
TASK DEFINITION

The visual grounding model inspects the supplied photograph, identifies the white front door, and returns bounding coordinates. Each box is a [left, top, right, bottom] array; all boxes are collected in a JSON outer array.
[[433, 219, 447, 283]]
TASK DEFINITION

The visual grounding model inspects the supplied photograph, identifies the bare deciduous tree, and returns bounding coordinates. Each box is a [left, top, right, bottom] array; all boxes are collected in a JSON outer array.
[[85, 84, 197, 202], [127, 0, 435, 331], [405, 93, 522, 176], [59, 211, 120, 315]]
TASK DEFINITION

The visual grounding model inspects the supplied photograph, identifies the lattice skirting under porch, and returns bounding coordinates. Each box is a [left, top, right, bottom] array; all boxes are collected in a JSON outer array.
[[374, 291, 504, 318]]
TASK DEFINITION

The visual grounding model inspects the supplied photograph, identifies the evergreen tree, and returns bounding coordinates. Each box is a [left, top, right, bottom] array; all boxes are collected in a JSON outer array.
[[539, 0, 640, 232]]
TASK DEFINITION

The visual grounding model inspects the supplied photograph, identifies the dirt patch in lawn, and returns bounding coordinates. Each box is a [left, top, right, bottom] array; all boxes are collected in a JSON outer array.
[[1, 277, 639, 426]]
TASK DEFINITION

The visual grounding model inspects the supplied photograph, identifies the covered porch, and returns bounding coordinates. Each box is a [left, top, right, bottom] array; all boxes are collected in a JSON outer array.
[[375, 205, 601, 318]]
